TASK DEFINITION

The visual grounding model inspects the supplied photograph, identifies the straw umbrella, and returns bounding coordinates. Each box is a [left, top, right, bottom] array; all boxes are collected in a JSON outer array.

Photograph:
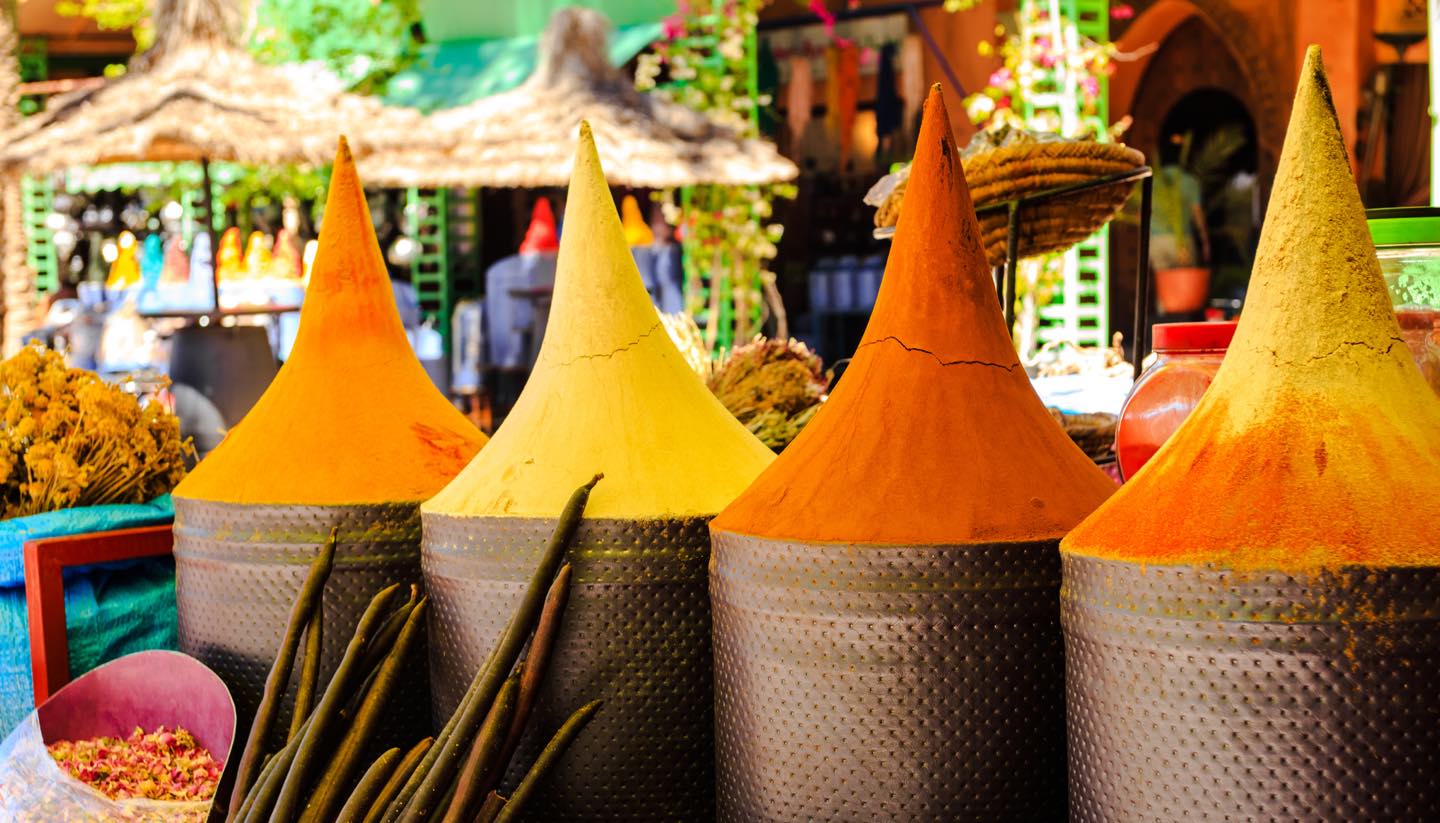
[[358, 7, 799, 189], [0, 0, 422, 348]]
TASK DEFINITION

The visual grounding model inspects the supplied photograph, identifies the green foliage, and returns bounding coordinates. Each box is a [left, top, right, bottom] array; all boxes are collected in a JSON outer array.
[[56, 0, 153, 49], [639, 0, 796, 351], [249, 0, 423, 94], [216, 164, 327, 217]]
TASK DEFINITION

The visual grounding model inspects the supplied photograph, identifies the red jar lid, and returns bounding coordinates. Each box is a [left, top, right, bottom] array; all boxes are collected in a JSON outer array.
[[1395, 308, 1440, 330], [1152, 321, 1238, 352]]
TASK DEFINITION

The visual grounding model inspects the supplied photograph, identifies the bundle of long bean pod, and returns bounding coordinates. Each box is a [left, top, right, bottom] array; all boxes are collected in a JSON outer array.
[[225, 476, 605, 823]]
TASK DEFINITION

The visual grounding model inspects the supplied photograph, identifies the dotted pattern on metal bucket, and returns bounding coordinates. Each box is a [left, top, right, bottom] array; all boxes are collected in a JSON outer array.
[[424, 514, 714, 822], [173, 499, 429, 751], [1062, 555, 1440, 822], [710, 531, 1066, 822]]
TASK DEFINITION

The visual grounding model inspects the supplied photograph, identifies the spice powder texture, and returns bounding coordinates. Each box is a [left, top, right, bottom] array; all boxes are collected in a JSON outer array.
[[1063, 46, 1440, 570], [175, 138, 485, 505], [423, 123, 773, 520], [712, 86, 1115, 546]]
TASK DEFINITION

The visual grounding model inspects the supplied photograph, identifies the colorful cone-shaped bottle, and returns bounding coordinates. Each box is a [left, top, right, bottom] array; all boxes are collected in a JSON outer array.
[[708, 86, 1115, 821], [172, 137, 485, 746], [423, 122, 773, 821], [1062, 46, 1440, 821]]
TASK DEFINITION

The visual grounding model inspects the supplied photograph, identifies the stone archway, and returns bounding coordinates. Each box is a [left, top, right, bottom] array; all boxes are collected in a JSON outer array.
[[1106, 0, 1293, 344], [1114, 0, 1291, 174]]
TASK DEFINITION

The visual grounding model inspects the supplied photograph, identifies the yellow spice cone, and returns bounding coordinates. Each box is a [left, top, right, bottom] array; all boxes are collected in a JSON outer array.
[[1064, 45, 1440, 569], [426, 123, 773, 518], [177, 137, 485, 505]]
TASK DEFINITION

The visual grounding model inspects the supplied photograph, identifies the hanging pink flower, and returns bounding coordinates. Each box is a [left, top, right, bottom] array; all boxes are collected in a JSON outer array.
[[809, 0, 854, 47], [662, 14, 686, 42]]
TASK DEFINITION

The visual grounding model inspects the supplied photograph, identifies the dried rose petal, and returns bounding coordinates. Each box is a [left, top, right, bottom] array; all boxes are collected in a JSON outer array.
[[47, 725, 221, 803]]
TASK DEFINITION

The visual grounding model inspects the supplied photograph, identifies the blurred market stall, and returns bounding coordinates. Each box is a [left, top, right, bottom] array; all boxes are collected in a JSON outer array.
[[0, 0, 421, 354]]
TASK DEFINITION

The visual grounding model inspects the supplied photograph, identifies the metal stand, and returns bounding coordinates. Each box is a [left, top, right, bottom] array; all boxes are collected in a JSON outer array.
[[199, 156, 218, 312], [980, 165, 1154, 378]]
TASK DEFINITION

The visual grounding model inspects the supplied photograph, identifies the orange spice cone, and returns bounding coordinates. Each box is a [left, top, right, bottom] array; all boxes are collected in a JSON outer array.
[[420, 122, 773, 820], [1061, 46, 1440, 820], [620, 194, 654, 247], [172, 137, 485, 750], [709, 86, 1114, 822]]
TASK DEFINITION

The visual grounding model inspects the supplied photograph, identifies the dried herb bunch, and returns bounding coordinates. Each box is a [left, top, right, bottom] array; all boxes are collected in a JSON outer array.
[[708, 337, 828, 450], [0, 344, 193, 518]]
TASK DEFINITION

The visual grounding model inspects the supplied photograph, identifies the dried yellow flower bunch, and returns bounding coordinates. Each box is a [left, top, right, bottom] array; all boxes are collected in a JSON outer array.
[[0, 345, 193, 518]]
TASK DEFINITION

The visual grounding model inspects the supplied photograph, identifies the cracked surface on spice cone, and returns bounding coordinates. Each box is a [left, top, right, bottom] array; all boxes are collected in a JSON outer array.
[[708, 85, 1110, 822], [711, 86, 1114, 546], [424, 122, 773, 520], [174, 136, 484, 505], [421, 121, 771, 820], [1063, 45, 1440, 570]]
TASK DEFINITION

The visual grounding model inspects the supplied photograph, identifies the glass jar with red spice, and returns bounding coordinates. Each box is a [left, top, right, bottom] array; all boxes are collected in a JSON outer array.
[[1115, 321, 1237, 481], [1368, 208, 1440, 396]]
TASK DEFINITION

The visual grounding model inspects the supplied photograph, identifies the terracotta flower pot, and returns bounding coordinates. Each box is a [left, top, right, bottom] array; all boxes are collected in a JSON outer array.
[[1155, 266, 1211, 314]]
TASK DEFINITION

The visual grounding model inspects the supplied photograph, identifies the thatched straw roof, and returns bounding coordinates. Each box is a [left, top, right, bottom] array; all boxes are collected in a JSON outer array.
[[0, 0, 421, 172], [358, 7, 798, 189]]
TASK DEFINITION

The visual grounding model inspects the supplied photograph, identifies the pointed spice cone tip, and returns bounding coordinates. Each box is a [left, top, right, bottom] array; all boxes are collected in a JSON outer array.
[[711, 83, 1113, 545], [173, 135, 485, 505], [1062, 43, 1440, 569], [422, 119, 773, 519]]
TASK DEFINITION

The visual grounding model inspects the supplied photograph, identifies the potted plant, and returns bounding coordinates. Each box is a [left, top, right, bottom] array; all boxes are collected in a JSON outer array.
[[1150, 126, 1254, 314], [1149, 162, 1211, 314]]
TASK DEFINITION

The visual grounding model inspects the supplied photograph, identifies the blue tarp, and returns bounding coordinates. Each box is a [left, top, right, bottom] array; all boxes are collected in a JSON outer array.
[[0, 498, 178, 733], [385, 22, 662, 113]]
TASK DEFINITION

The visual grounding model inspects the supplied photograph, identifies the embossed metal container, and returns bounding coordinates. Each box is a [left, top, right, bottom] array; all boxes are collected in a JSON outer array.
[[172, 498, 429, 748], [710, 532, 1067, 821], [424, 514, 713, 821], [1063, 555, 1440, 822]]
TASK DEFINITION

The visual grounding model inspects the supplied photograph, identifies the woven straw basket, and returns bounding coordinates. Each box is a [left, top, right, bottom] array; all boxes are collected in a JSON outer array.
[[878, 141, 1145, 267], [966, 141, 1144, 266]]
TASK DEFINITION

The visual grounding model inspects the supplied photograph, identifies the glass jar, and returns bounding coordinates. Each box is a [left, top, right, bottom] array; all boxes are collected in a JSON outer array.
[[1115, 321, 1237, 481], [1368, 207, 1440, 396]]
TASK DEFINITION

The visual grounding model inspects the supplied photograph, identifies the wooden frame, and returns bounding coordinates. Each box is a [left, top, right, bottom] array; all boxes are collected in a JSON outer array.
[[22, 525, 174, 704]]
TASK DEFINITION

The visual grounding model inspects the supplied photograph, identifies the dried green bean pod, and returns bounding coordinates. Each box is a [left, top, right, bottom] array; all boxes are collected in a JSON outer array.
[[271, 583, 404, 822], [362, 738, 433, 823], [361, 585, 419, 673], [238, 713, 313, 823], [493, 700, 602, 823], [300, 600, 431, 823], [393, 475, 599, 823], [335, 747, 402, 823], [231, 746, 282, 822], [474, 792, 506, 823], [490, 564, 570, 786], [289, 608, 324, 742], [443, 672, 521, 823], [229, 530, 337, 818]]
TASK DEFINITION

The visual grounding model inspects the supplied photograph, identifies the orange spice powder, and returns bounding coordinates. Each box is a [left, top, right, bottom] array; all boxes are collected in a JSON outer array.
[[711, 86, 1116, 545], [175, 137, 485, 505], [1062, 47, 1440, 570]]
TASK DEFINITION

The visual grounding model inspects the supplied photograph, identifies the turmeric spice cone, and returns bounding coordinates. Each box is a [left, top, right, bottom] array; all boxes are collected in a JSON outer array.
[[707, 86, 1114, 822], [171, 137, 484, 750], [1061, 46, 1440, 821], [421, 122, 773, 820]]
